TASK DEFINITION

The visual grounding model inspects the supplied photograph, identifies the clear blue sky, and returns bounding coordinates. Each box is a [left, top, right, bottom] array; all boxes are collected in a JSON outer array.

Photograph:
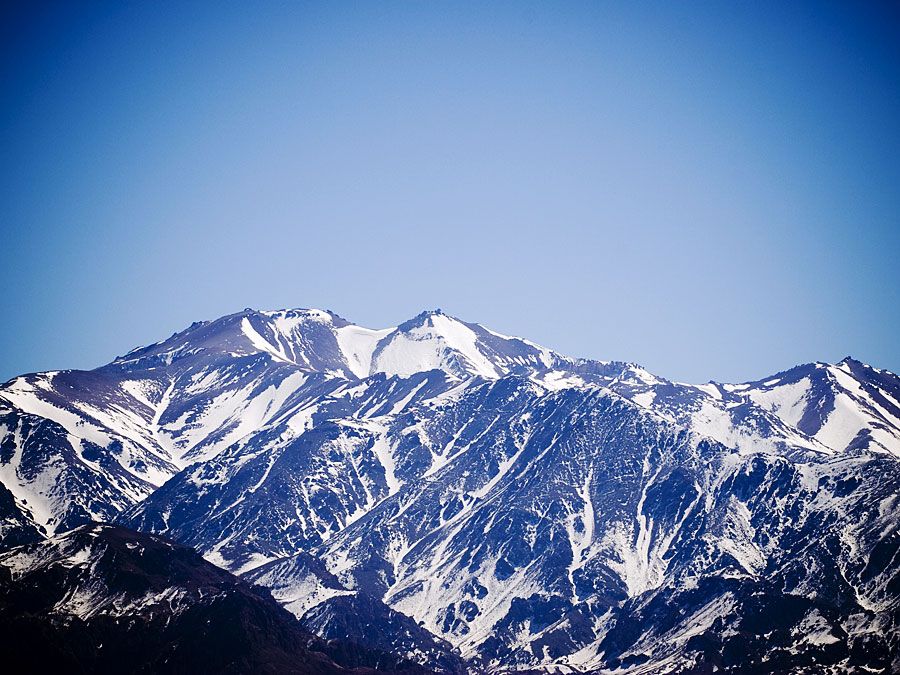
[[2, 1, 898, 383]]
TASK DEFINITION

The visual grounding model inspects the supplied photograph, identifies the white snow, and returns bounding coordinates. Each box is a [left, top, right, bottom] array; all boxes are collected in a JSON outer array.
[[334, 324, 395, 378], [815, 392, 869, 453], [793, 609, 840, 646], [538, 371, 586, 391], [389, 379, 429, 415], [341, 419, 402, 496], [718, 496, 765, 576], [566, 469, 595, 590], [169, 371, 307, 462], [631, 390, 657, 408], [746, 378, 812, 428], [693, 383, 722, 400], [469, 435, 528, 500], [250, 560, 353, 618], [241, 317, 296, 365], [372, 314, 500, 379]]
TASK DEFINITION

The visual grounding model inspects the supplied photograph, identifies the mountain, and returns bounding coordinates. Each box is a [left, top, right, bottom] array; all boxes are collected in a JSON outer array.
[[0, 308, 581, 543], [0, 523, 431, 673], [309, 383, 900, 671], [740, 357, 900, 455], [2, 306, 899, 672]]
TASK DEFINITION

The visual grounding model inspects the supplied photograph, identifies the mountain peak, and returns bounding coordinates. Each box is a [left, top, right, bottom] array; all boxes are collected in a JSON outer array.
[[257, 307, 349, 325], [372, 310, 501, 379], [396, 307, 453, 330], [838, 355, 862, 367]]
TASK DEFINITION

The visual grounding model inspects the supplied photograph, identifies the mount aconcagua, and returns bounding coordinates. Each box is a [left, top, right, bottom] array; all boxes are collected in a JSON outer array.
[[1, 307, 899, 673]]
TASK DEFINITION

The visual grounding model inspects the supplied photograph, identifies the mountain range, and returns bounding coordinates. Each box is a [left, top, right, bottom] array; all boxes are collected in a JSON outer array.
[[1, 307, 899, 673]]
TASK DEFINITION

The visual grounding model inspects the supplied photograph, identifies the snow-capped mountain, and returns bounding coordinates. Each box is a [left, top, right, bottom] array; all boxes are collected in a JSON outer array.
[[740, 357, 900, 455], [0, 308, 579, 542], [2, 306, 899, 672]]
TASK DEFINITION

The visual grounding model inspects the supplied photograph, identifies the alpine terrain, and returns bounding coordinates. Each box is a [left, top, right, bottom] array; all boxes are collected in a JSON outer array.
[[1, 307, 898, 673]]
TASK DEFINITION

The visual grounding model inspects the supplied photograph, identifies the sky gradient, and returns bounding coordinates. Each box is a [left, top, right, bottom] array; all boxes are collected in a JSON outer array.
[[2, 1, 898, 383]]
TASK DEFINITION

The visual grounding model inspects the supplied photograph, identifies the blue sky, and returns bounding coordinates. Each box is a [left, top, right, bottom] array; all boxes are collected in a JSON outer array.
[[1, 1, 898, 383]]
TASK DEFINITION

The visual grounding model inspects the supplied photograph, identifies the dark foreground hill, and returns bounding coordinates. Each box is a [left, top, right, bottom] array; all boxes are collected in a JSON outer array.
[[0, 523, 430, 674]]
